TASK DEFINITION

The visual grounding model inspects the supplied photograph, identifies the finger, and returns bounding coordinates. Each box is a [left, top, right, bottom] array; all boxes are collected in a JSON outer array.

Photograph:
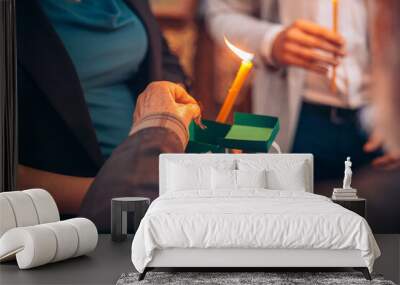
[[179, 93, 199, 106], [283, 53, 329, 74], [363, 134, 383, 152], [294, 19, 345, 46], [145, 81, 196, 105], [371, 155, 398, 169], [384, 161, 400, 171], [176, 103, 201, 127], [181, 103, 201, 120], [288, 28, 346, 56], [284, 42, 339, 66], [168, 83, 198, 105]]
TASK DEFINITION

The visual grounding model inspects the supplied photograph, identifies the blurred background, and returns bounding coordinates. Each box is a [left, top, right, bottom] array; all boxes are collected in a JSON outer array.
[[148, 0, 400, 264]]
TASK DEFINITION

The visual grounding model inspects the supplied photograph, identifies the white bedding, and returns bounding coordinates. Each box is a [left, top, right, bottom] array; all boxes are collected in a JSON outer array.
[[131, 190, 380, 273]]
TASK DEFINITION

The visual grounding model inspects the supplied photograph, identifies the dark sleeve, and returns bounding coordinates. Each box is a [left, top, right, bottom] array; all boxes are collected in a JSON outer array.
[[160, 36, 191, 89], [79, 127, 185, 233]]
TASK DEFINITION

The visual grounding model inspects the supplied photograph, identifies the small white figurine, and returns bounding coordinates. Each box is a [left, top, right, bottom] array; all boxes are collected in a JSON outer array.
[[342, 157, 353, 189]]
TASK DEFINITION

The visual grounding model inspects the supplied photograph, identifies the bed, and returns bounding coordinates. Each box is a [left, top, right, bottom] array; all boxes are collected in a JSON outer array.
[[131, 154, 380, 280]]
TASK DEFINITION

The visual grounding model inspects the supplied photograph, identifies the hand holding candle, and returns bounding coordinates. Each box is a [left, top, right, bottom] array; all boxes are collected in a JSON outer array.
[[216, 38, 254, 123], [271, 20, 345, 74]]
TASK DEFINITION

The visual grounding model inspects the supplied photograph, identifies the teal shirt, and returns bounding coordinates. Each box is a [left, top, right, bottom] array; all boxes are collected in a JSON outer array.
[[40, 0, 148, 159]]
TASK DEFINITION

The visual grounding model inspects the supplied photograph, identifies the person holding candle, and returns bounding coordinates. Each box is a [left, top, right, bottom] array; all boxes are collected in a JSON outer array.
[[16, 0, 201, 229], [205, 0, 400, 180]]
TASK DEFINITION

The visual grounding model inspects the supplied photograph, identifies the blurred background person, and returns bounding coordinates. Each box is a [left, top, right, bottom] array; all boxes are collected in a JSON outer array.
[[204, 0, 400, 181], [16, 0, 197, 215], [315, 0, 400, 234], [371, 0, 400, 155]]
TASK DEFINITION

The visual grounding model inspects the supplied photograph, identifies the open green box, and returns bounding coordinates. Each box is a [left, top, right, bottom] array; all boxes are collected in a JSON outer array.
[[186, 112, 280, 153]]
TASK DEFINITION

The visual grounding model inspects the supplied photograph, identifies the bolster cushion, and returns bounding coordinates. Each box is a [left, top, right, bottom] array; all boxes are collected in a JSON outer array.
[[0, 218, 98, 269], [0, 189, 60, 237]]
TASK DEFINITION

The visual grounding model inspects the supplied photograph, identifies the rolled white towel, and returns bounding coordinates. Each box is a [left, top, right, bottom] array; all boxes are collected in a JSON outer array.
[[23, 189, 59, 224], [0, 196, 17, 237], [0, 191, 40, 228], [42, 221, 79, 263], [0, 189, 60, 238], [0, 225, 57, 268], [64, 218, 98, 257], [0, 218, 98, 269]]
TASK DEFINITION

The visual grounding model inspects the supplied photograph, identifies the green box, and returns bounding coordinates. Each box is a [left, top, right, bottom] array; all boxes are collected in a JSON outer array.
[[186, 112, 280, 153]]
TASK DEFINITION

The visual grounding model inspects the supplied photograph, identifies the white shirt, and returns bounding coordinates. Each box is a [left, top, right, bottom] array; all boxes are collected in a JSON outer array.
[[204, 0, 372, 151], [287, 0, 370, 108]]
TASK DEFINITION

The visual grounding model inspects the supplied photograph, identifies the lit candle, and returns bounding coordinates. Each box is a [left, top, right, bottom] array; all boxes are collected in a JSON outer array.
[[331, 0, 339, 93], [216, 38, 254, 123]]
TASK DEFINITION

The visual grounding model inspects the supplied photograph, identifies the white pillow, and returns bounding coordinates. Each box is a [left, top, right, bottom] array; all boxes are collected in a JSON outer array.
[[167, 163, 211, 191], [238, 159, 308, 191], [167, 159, 236, 192], [236, 169, 267, 189], [266, 162, 307, 191], [211, 168, 236, 190]]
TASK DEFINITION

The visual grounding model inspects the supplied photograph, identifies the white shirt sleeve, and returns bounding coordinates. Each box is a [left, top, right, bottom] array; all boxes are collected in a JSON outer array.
[[260, 24, 285, 66], [204, 0, 284, 67]]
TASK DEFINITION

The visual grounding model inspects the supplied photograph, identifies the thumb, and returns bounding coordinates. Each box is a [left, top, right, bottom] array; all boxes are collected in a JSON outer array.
[[183, 103, 201, 120], [178, 104, 201, 127]]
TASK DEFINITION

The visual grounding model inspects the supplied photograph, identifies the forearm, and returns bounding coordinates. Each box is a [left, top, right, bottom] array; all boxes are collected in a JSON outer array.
[[15, 111, 186, 217], [17, 164, 93, 215], [80, 127, 184, 232]]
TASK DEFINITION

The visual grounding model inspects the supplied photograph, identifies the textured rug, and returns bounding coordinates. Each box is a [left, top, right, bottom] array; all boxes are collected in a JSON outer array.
[[117, 272, 396, 285]]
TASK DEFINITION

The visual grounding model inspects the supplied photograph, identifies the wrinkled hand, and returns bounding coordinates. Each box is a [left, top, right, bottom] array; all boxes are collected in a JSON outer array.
[[271, 20, 346, 74], [364, 131, 400, 170], [133, 81, 201, 129]]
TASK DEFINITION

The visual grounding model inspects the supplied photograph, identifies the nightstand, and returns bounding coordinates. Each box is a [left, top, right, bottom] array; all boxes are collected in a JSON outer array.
[[111, 197, 150, 242], [332, 198, 366, 218]]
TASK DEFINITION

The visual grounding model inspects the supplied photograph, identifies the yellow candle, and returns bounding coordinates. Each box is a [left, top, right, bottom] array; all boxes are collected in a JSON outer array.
[[331, 0, 339, 93], [216, 38, 254, 123], [216, 60, 253, 123], [333, 0, 339, 32]]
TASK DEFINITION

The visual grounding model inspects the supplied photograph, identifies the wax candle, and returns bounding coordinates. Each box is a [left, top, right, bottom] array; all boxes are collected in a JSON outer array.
[[331, 0, 339, 93], [216, 38, 254, 123]]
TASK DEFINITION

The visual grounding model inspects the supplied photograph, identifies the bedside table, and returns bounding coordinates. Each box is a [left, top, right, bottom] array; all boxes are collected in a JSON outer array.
[[111, 197, 150, 242], [332, 198, 366, 218]]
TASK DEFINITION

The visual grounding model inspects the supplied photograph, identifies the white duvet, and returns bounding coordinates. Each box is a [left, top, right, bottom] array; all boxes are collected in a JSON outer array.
[[131, 190, 380, 273]]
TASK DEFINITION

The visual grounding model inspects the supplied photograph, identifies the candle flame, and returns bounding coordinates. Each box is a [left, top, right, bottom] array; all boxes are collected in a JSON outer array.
[[224, 37, 254, 62]]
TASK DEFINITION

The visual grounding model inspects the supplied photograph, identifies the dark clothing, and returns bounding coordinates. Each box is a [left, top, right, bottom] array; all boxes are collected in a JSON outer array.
[[315, 167, 400, 234], [79, 127, 184, 232], [292, 102, 382, 181], [17, 0, 187, 177], [39, 0, 150, 159]]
